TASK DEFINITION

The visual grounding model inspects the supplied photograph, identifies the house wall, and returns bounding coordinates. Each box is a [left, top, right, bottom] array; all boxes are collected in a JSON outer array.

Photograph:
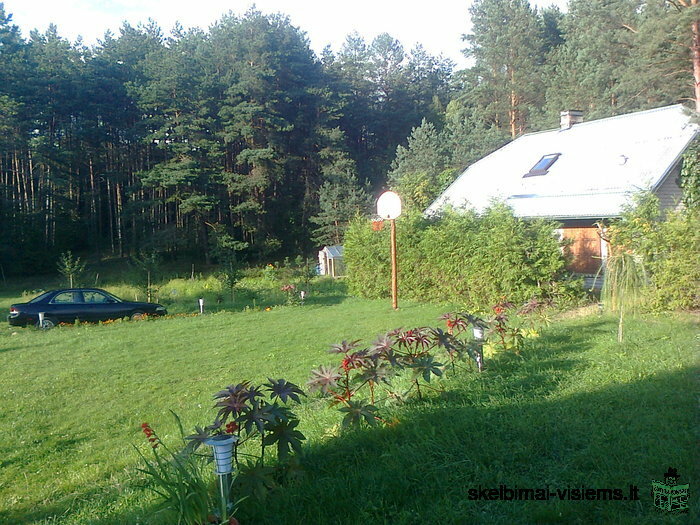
[[561, 226, 603, 274], [654, 163, 683, 211]]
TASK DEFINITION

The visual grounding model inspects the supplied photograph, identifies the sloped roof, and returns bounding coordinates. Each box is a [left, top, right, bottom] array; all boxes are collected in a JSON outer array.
[[426, 105, 698, 219], [322, 245, 344, 258]]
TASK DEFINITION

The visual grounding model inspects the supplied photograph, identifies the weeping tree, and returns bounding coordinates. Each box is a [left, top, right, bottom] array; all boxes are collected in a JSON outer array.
[[601, 249, 648, 343], [598, 193, 657, 342]]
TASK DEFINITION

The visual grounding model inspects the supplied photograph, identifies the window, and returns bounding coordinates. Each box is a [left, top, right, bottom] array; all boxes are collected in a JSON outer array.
[[524, 153, 560, 177], [83, 291, 111, 304], [51, 292, 82, 304]]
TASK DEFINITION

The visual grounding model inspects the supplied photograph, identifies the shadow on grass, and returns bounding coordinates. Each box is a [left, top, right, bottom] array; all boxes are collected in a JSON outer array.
[[235, 375, 697, 524], [6, 316, 696, 524], [230, 320, 696, 524]]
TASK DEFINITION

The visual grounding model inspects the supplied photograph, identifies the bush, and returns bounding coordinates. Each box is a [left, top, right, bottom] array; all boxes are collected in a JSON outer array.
[[646, 209, 700, 309], [345, 204, 574, 310], [607, 193, 699, 310]]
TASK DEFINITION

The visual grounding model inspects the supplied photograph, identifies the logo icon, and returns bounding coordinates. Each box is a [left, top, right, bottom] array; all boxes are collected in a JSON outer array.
[[651, 467, 689, 513]]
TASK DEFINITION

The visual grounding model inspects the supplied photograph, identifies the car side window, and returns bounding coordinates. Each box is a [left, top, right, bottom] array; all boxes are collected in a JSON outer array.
[[51, 292, 82, 304], [83, 291, 109, 304]]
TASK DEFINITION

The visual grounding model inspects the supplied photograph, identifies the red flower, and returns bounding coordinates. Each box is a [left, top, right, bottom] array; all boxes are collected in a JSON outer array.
[[141, 423, 156, 440], [341, 357, 352, 371]]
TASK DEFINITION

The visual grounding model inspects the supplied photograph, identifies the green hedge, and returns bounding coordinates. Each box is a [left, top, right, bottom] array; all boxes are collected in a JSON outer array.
[[345, 204, 577, 310]]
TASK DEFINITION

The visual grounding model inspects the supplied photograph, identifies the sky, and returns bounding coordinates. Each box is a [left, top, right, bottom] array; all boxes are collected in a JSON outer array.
[[2, 0, 569, 69]]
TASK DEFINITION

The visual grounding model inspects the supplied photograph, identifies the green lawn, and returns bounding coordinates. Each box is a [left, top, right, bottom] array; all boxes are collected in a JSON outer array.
[[0, 296, 697, 524]]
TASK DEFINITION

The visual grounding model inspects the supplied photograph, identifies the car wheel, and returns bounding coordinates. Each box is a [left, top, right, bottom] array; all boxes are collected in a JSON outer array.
[[130, 311, 147, 321], [36, 317, 57, 330]]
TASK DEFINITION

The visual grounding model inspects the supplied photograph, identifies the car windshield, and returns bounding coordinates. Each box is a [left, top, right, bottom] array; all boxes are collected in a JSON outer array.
[[28, 291, 53, 303]]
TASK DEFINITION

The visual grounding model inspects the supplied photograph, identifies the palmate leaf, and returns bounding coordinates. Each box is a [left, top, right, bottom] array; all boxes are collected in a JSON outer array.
[[215, 393, 249, 422], [430, 327, 455, 349], [328, 339, 362, 354], [183, 426, 211, 452], [459, 312, 488, 329], [213, 381, 252, 421], [356, 361, 393, 386], [369, 333, 394, 356], [409, 356, 444, 382], [307, 365, 341, 394], [266, 378, 305, 404], [236, 460, 277, 501], [263, 404, 295, 427], [338, 400, 379, 428], [344, 349, 369, 369], [213, 381, 251, 399], [240, 400, 274, 434], [262, 419, 306, 459]]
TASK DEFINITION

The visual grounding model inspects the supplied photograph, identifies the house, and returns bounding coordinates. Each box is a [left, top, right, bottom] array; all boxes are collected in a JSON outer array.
[[318, 245, 345, 277], [426, 104, 698, 274]]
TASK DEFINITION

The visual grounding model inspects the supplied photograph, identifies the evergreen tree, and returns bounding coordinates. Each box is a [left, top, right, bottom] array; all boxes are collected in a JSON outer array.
[[387, 119, 452, 211], [310, 171, 371, 246], [465, 0, 546, 137], [543, 0, 645, 119]]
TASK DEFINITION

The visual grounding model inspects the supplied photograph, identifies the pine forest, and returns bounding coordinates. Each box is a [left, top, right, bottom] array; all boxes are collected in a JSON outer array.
[[0, 1, 697, 274]]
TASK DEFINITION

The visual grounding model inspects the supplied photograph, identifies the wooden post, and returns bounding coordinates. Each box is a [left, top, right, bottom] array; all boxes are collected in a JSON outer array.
[[390, 219, 398, 310]]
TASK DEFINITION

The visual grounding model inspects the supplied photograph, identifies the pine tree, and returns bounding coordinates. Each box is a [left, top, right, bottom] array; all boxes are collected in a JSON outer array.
[[465, 0, 546, 137], [387, 119, 451, 211]]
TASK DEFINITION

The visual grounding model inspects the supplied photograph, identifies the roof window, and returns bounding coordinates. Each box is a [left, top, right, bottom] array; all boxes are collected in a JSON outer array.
[[524, 153, 560, 177]]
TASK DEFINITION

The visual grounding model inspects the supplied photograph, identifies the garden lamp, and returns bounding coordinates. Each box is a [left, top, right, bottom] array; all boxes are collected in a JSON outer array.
[[204, 434, 237, 522]]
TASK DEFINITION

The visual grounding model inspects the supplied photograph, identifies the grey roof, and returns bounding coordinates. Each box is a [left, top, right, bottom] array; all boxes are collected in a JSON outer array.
[[322, 245, 344, 259], [426, 104, 698, 219]]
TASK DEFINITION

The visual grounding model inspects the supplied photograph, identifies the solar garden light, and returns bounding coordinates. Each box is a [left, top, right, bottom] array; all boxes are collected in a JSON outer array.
[[198, 298, 204, 314], [472, 325, 485, 373], [204, 434, 237, 522]]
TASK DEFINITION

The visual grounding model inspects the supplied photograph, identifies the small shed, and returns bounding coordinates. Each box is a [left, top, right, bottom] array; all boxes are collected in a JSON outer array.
[[318, 245, 345, 278]]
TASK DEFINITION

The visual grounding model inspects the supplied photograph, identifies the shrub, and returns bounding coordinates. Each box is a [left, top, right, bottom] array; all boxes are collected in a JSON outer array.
[[604, 193, 700, 311], [309, 299, 551, 428], [646, 209, 700, 309], [344, 204, 573, 310]]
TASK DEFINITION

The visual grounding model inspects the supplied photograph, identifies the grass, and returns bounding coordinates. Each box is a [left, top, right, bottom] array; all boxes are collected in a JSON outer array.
[[0, 287, 697, 523]]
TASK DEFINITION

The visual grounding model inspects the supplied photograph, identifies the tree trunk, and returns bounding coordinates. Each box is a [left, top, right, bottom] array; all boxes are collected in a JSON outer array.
[[692, 18, 700, 112]]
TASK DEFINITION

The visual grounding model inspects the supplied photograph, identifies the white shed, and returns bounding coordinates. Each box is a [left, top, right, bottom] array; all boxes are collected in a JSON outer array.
[[318, 245, 345, 278]]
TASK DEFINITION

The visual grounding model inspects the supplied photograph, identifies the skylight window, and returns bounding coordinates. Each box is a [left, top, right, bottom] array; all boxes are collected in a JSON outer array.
[[524, 153, 560, 177]]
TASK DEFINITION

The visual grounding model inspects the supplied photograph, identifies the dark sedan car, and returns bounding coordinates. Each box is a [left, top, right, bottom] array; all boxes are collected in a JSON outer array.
[[8, 288, 167, 328]]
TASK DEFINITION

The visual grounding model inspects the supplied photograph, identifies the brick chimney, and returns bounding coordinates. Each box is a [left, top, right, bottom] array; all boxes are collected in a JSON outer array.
[[560, 109, 583, 130]]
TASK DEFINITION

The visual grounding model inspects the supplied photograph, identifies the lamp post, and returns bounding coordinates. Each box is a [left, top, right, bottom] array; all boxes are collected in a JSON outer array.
[[376, 191, 402, 310]]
